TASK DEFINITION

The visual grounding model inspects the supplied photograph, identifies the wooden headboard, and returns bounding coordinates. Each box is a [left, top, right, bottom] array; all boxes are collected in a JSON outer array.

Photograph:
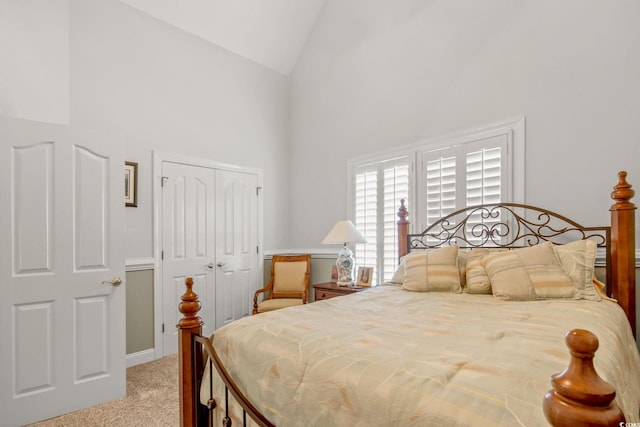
[[397, 171, 636, 337]]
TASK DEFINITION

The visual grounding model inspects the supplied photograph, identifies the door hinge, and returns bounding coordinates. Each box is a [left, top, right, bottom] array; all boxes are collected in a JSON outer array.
[[161, 176, 169, 187], [256, 186, 262, 196], [161, 250, 164, 260], [256, 246, 259, 254], [162, 323, 165, 333]]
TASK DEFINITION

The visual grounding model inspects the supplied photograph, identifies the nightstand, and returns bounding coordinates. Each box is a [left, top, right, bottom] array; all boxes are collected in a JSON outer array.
[[312, 282, 369, 301]]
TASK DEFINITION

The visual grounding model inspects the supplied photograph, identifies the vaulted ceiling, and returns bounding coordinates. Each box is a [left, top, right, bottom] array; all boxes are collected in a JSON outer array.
[[119, 0, 327, 75]]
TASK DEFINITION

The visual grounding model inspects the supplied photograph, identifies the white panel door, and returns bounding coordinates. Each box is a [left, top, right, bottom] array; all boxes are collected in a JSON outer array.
[[0, 117, 125, 426], [215, 170, 259, 328], [161, 162, 216, 355]]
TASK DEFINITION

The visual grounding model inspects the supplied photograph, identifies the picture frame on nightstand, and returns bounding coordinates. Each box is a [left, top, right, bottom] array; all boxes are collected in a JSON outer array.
[[330, 265, 339, 283], [356, 266, 374, 287]]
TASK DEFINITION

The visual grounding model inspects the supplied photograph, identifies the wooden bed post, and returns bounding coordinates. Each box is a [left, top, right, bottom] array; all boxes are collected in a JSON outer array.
[[178, 278, 204, 427], [543, 329, 624, 426], [398, 199, 409, 262], [610, 171, 636, 338]]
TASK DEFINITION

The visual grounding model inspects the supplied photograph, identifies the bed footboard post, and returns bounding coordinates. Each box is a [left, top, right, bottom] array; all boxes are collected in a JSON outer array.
[[543, 329, 624, 426], [610, 171, 636, 337], [398, 199, 409, 262], [178, 278, 204, 427]]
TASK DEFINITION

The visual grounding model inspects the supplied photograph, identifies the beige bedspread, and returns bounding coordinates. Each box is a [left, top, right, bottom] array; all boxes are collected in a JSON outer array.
[[201, 285, 640, 426]]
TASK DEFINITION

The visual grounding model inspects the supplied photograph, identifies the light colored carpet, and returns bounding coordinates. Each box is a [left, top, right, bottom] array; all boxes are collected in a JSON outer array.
[[27, 354, 179, 427]]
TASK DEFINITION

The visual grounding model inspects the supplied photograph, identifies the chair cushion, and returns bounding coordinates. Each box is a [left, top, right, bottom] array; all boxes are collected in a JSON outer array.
[[257, 298, 304, 313], [273, 261, 308, 293]]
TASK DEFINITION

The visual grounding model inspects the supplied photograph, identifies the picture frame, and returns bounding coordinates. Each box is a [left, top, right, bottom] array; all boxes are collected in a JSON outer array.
[[356, 266, 374, 287], [125, 161, 138, 207], [330, 265, 339, 283]]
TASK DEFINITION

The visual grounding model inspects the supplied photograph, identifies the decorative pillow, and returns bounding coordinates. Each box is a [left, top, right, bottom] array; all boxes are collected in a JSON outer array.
[[401, 246, 461, 293], [389, 252, 465, 288], [458, 251, 468, 288], [482, 243, 576, 301], [465, 248, 492, 294], [553, 239, 600, 301], [388, 256, 406, 285]]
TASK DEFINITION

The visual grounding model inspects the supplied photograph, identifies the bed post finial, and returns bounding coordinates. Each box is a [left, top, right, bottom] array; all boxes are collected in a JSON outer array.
[[543, 329, 624, 426], [611, 171, 635, 208], [398, 199, 410, 263], [178, 277, 202, 328], [609, 171, 636, 338], [178, 278, 204, 427], [398, 199, 408, 222]]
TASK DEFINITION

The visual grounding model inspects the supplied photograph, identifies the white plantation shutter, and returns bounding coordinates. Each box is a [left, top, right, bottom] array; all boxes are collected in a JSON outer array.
[[354, 157, 410, 284], [421, 135, 509, 245], [382, 163, 409, 283], [424, 147, 457, 225], [354, 169, 377, 279], [466, 140, 504, 206], [465, 138, 508, 246]]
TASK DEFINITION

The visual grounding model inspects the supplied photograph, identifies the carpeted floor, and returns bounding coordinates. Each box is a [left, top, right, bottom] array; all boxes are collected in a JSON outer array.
[[27, 354, 179, 427]]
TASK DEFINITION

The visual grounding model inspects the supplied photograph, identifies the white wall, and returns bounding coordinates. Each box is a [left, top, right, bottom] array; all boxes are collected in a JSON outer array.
[[69, 0, 291, 257], [3, 0, 640, 255], [1, 0, 291, 257], [289, 0, 640, 248], [0, 0, 70, 124]]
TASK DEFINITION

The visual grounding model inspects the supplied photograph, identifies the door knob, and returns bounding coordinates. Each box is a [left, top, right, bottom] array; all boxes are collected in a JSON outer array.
[[206, 262, 215, 269], [102, 277, 123, 286], [216, 262, 226, 268]]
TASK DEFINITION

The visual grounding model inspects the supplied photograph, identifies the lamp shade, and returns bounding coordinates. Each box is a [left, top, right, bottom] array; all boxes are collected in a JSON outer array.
[[321, 220, 367, 245]]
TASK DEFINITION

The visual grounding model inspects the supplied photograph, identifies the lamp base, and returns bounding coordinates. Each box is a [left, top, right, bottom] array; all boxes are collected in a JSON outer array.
[[336, 280, 354, 287], [336, 244, 355, 286]]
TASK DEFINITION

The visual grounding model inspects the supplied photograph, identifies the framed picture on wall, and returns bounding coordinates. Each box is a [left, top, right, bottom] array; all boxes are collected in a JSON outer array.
[[330, 265, 339, 283], [125, 161, 138, 207], [357, 266, 374, 287]]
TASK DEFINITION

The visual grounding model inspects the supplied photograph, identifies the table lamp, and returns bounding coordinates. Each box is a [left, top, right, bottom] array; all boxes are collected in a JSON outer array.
[[321, 220, 367, 286]]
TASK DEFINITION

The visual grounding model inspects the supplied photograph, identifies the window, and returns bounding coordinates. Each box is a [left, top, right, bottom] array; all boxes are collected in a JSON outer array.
[[422, 137, 509, 246], [353, 157, 411, 285], [349, 117, 524, 284]]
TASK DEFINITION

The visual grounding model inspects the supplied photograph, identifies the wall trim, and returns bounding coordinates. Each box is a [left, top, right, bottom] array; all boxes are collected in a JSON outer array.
[[264, 248, 338, 259], [594, 249, 640, 267], [125, 257, 155, 271], [125, 348, 156, 368]]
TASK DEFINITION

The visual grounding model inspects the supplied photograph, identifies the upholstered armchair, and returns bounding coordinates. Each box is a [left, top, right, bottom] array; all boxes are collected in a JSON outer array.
[[253, 254, 311, 315]]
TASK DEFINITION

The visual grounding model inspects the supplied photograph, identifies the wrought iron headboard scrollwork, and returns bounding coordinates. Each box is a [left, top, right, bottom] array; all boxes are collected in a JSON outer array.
[[407, 203, 611, 284]]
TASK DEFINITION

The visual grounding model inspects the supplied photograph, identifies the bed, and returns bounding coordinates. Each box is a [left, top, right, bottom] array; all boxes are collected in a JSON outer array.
[[177, 171, 639, 427]]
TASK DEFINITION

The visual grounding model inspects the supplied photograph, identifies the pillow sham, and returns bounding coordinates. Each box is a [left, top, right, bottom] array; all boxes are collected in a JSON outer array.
[[464, 248, 492, 294], [388, 251, 465, 288], [458, 251, 468, 288], [388, 256, 406, 285], [401, 245, 461, 293], [482, 242, 576, 301], [553, 239, 600, 301]]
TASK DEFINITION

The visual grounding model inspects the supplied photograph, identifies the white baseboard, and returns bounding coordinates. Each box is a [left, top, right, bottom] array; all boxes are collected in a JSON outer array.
[[126, 348, 156, 368]]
